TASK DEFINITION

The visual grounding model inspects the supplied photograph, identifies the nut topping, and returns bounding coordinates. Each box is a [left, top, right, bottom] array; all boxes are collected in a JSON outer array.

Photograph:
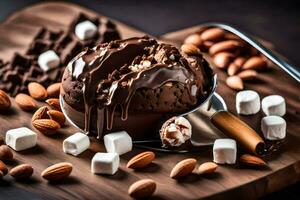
[[160, 116, 192, 147]]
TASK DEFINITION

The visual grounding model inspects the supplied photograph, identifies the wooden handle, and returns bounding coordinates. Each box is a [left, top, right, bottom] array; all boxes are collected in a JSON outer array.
[[211, 110, 265, 155]]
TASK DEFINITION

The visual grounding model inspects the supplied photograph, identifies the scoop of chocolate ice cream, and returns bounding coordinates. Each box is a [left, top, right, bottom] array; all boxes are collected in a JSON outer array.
[[61, 36, 213, 139]]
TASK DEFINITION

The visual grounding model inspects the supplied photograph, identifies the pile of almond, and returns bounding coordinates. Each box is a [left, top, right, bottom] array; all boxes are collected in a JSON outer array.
[[183, 28, 270, 90], [10, 81, 65, 135], [0, 82, 73, 182]]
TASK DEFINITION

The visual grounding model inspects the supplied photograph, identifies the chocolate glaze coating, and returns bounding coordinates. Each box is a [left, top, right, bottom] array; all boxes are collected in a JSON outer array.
[[62, 36, 213, 139]]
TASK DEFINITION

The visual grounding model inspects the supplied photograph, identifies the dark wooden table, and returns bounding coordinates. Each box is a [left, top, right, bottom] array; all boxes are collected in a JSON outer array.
[[0, 1, 299, 200]]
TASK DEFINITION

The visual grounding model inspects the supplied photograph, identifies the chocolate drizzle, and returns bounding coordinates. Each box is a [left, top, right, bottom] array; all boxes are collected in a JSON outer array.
[[66, 36, 212, 139]]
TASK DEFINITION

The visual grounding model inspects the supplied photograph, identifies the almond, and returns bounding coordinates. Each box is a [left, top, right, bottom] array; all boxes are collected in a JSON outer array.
[[224, 33, 241, 41], [9, 164, 33, 180], [32, 106, 49, 123], [0, 145, 13, 161], [239, 154, 267, 167], [128, 179, 156, 199], [47, 110, 66, 126], [202, 41, 214, 50], [181, 44, 201, 56], [200, 28, 225, 42], [184, 34, 202, 47], [242, 56, 267, 70], [209, 40, 241, 55], [237, 70, 258, 80], [170, 158, 197, 179], [28, 82, 48, 100], [45, 98, 61, 111], [226, 76, 244, 90], [0, 90, 11, 110], [47, 83, 61, 98], [227, 62, 240, 76], [32, 119, 61, 135], [213, 52, 234, 68], [233, 56, 247, 67], [127, 151, 155, 169], [0, 160, 8, 175], [198, 162, 218, 175], [41, 162, 72, 181], [15, 93, 37, 111]]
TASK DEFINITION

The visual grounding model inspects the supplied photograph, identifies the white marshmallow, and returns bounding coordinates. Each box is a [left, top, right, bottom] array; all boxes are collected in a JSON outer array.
[[261, 116, 286, 140], [236, 90, 260, 115], [104, 131, 132, 155], [91, 152, 119, 175], [6, 127, 37, 151], [213, 139, 237, 164], [262, 95, 286, 116], [75, 20, 97, 40], [63, 132, 90, 156], [37, 50, 60, 71]]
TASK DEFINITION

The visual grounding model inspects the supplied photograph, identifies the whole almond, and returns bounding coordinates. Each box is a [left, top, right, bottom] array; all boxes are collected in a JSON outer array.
[[198, 162, 218, 175], [128, 179, 156, 199], [200, 28, 225, 42], [242, 56, 267, 70], [41, 162, 72, 181], [184, 34, 202, 47], [239, 154, 267, 167], [0, 145, 13, 161], [32, 119, 61, 135], [15, 93, 37, 111], [209, 40, 241, 55], [213, 52, 234, 68], [28, 82, 48, 100], [9, 164, 33, 180], [32, 106, 49, 123], [0, 90, 11, 110], [237, 70, 258, 80], [233, 56, 247, 67], [227, 63, 240, 76], [226, 76, 244, 90], [47, 110, 66, 126], [224, 33, 241, 41], [181, 44, 201, 56], [228, 56, 247, 75], [47, 83, 61, 98], [127, 151, 155, 169], [45, 98, 61, 111], [0, 160, 8, 175], [170, 158, 197, 179], [202, 41, 214, 50]]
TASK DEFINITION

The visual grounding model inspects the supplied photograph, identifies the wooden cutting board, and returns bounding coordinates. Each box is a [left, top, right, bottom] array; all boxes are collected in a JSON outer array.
[[0, 2, 299, 200]]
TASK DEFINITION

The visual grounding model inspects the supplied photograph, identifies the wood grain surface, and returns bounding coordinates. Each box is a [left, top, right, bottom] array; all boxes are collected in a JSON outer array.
[[0, 2, 299, 200]]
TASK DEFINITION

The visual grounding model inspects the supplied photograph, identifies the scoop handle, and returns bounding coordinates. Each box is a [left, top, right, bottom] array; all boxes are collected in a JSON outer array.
[[210, 110, 265, 155]]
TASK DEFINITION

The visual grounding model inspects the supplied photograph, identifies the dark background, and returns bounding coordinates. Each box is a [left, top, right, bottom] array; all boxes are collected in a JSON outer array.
[[0, 0, 299, 199], [0, 0, 299, 68]]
